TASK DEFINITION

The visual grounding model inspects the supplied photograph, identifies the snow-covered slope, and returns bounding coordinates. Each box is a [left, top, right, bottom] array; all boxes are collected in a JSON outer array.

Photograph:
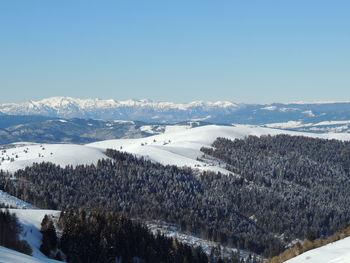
[[0, 208, 62, 262], [7, 209, 61, 260], [0, 143, 107, 173], [0, 190, 37, 209], [0, 246, 61, 263], [2, 125, 350, 174], [285, 237, 350, 263], [88, 125, 350, 174]]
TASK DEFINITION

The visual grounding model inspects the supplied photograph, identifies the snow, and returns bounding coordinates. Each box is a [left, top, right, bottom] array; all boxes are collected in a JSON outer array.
[[88, 125, 350, 175], [0, 143, 107, 173], [6, 209, 61, 259], [265, 121, 306, 129], [302, 110, 315, 117], [0, 96, 239, 113], [163, 124, 192, 134], [0, 190, 37, 209], [0, 246, 62, 263], [0, 208, 62, 262], [262, 106, 277, 111], [147, 221, 260, 260], [2, 124, 350, 174], [285, 237, 350, 263], [264, 120, 350, 131]]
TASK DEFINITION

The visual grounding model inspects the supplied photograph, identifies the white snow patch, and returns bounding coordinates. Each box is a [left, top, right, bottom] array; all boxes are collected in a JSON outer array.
[[262, 106, 277, 111], [302, 110, 315, 117], [0, 246, 62, 263], [0, 144, 108, 173], [285, 236, 350, 263]]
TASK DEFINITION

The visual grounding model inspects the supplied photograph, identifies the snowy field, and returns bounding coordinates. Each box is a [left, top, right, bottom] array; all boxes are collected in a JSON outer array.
[[2, 124, 350, 174], [0, 143, 107, 173]]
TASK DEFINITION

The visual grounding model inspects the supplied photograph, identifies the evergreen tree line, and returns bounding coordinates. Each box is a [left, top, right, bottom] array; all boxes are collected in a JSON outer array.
[[201, 135, 350, 241], [40, 209, 240, 263], [60, 209, 210, 263], [3, 133, 349, 257], [0, 151, 277, 256], [0, 209, 32, 255]]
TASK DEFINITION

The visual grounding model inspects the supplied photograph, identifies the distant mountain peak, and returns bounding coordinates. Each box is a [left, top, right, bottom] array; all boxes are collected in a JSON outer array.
[[1, 97, 350, 126]]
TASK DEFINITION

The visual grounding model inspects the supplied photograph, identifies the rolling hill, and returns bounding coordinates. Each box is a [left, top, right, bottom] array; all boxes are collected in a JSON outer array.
[[2, 124, 350, 174]]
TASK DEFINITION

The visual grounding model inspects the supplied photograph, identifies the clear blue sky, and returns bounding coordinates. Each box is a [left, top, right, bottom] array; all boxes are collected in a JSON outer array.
[[0, 1, 349, 103]]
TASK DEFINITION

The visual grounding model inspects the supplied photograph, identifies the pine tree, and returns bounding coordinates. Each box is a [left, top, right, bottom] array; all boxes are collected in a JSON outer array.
[[40, 215, 57, 257]]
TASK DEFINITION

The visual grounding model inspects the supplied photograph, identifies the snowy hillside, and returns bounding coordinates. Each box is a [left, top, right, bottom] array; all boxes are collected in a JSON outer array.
[[0, 246, 62, 263], [0, 208, 62, 263], [2, 125, 350, 174], [284, 237, 350, 263], [0, 190, 36, 209], [0, 143, 107, 173], [88, 125, 350, 174], [6, 209, 61, 260]]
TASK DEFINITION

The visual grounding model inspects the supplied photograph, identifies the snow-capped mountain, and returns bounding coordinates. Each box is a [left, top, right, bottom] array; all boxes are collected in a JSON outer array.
[[0, 97, 239, 122], [2, 97, 350, 126]]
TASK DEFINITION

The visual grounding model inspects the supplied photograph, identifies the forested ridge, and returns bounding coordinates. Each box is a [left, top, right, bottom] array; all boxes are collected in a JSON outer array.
[[0, 150, 279, 256], [201, 135, 350, 240], [1, 134, 349, 259]]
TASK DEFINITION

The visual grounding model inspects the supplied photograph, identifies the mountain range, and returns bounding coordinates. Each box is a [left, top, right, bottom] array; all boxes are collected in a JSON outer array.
[[1, 97, 350, 127]]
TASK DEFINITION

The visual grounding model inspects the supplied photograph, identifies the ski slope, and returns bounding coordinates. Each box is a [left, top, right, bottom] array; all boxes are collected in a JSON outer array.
[[285, 237, 350, 263], [2, 125, 350, 174]]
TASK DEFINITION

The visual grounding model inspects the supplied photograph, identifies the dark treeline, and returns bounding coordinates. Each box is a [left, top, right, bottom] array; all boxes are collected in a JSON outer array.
[[201, 135, 350, 241], [57, 209, 210, 263], [0, 209, 32, 255], [0, 150, 278, 257]]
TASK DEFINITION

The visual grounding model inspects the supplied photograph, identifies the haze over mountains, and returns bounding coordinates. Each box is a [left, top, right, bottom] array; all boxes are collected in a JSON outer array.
[[1, 97, 350, 129]]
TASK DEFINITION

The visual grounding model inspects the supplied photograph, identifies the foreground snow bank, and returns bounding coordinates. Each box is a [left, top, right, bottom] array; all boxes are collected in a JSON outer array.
[[285, 236, 350, 263], [0, 246, 62, 263]]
